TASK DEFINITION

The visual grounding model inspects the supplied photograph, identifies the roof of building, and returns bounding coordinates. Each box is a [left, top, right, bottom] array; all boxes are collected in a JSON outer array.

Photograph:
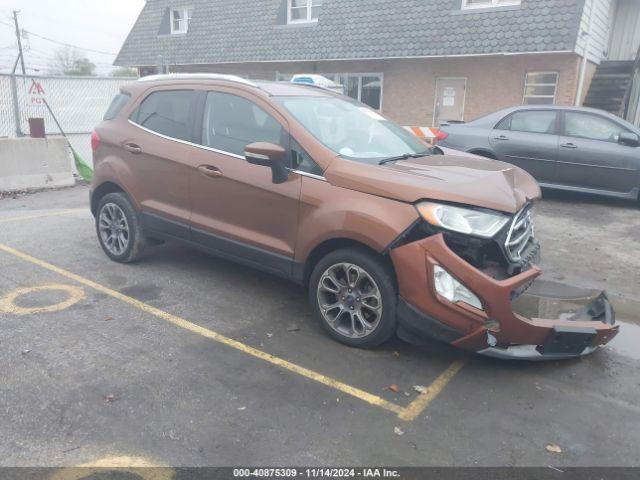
[[115, 0, 585, 67]]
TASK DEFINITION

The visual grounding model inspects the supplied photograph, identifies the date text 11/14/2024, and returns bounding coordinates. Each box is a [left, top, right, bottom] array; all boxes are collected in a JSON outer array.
[[233, 468, 401, 478]]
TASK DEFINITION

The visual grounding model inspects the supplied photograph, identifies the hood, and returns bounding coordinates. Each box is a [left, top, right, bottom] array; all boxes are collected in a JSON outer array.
[[324, 148, 541, 214]]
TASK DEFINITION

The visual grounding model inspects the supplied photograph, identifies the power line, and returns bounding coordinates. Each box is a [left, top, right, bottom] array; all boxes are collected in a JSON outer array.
[[21, 29, 117, 56], [0, 17, 117, 56]]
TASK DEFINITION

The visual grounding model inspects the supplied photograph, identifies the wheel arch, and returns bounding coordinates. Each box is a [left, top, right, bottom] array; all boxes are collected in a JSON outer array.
[[301, 237, 397, 288], [91, 181, 130, 216], [467, 148, 497, 159]]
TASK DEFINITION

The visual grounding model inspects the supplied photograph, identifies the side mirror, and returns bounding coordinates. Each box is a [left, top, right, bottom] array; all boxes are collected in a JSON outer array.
[[245, 142, 289, 184], [618, 132, 639, 147]]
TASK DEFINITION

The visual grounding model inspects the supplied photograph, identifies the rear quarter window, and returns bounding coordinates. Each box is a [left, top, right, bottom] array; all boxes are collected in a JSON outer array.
[[103, 93, 131, 121]]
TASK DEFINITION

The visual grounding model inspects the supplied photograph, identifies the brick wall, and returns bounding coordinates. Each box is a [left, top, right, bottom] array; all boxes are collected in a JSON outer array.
[[172, 52, 583, 126]]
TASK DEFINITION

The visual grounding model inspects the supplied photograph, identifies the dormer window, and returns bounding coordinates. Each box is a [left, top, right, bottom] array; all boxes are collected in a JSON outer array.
[[288, 0, 322, 24], [170, 8, 192, 34], [462, 0, 521, 9]]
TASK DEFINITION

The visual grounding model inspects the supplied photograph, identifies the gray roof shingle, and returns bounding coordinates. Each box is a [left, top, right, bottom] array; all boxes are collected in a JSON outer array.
[[114, 0, 585, 67]]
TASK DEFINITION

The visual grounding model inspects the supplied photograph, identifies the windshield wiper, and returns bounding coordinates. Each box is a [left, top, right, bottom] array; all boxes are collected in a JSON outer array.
[[378, 152, 430, 165]]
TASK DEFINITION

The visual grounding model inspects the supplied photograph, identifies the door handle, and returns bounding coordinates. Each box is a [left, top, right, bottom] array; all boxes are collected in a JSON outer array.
[[123, 143, 142, 154], [561, 143, 578, 149], [197, 165, 223, 178], [494, 135, 509, 141]]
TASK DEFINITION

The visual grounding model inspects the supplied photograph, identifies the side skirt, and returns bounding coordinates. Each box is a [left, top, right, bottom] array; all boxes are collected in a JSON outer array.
[[140, 211, 304, 284], [538, 182, 639, 201]]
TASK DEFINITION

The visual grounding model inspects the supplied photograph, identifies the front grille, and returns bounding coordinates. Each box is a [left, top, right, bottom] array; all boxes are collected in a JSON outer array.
[[505, 206, 534, 262]]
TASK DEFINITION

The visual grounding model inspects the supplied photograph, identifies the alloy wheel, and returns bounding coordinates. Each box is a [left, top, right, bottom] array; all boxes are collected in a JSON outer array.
[[98, 203, 130, 256], [317, 262, 383, 339]]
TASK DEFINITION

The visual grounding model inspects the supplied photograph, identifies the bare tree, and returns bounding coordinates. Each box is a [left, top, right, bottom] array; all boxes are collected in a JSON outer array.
[[50, 47, 96, 76]]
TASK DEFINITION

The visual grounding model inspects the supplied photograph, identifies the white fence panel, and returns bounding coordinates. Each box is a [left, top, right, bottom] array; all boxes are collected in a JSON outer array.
[[0, 75, 16, 138], [0, 74, 133, 138]]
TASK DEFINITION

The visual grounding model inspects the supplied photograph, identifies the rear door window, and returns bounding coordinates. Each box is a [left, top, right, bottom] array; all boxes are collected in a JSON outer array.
[[132, 90, 196, 142], [104, 93, 131, 120], [497, 110, 558, 135], [200, 91, 284, 157]]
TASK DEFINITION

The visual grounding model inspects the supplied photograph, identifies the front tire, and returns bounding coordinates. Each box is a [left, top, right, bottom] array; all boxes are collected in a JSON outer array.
[[309, 248, 397, 348], [96, 192, 146, 263]]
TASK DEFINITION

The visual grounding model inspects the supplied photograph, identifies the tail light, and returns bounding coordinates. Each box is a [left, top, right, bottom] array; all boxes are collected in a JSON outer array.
[[433, 129, 449, 142], [91, 131, 101, 151]]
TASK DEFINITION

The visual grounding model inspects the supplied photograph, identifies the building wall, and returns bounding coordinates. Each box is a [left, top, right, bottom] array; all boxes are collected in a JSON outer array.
[[575, 0, 615, 65], [608, 0, 640, 61], [172, 52, 582, 126]]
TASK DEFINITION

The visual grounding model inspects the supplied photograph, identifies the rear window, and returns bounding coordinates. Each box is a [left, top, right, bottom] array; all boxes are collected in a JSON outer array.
[[103, 93, 131, 121], [130, 90, 195, 142]]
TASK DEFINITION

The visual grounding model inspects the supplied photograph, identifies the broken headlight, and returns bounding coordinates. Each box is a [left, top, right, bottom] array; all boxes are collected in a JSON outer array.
[[434, 265, 483, 311], [416, 201, 509, 239]]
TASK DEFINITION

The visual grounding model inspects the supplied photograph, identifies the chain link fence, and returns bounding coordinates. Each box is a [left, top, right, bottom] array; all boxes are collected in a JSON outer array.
[[0, 73, 134, 166]]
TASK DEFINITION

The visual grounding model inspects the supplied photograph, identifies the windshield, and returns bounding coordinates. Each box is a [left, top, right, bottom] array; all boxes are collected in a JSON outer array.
[[276, 96, 432, 162]]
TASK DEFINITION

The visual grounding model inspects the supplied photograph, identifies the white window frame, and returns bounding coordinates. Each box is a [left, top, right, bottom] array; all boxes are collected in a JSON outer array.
[[170, 8, 192, 34], [287, 0, 322, 24], [462, 0, 521, 10], [522, 71, 559, 105], [329, 73, 384, 111], [275, 72, 384, 110]]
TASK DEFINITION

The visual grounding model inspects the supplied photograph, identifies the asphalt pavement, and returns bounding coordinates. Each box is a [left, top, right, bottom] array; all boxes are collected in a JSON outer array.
[[0, 185, 638, 469]]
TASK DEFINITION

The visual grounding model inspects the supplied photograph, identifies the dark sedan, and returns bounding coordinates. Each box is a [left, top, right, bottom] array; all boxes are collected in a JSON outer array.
[[439, 106, 640, 201]]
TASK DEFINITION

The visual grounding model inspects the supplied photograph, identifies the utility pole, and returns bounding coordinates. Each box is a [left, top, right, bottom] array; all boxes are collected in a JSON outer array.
[[12, 10, 26, 75]]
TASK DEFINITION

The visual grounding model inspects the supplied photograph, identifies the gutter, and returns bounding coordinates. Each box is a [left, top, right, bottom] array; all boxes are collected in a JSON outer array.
[[115, 50, 576, 69]]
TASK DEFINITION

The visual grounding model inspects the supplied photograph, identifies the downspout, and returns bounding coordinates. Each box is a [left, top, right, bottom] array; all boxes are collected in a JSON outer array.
[[575, 0, 594, 106]]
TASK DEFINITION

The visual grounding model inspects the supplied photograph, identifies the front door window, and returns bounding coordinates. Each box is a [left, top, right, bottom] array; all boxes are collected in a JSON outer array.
[[564, 112, 628, 143], [201, 92, 284, 156]]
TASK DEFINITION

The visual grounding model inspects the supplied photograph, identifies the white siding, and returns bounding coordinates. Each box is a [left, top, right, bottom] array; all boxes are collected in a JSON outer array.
[[575, 0, 615, 64], [609, 0, 640, 61]]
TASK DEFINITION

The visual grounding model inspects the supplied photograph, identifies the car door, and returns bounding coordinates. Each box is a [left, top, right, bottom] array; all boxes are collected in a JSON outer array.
[[187, 89, 302, 277], [556, 111, 640, 194], [126, 89, 198, 238], [489, 109, 560, 183]]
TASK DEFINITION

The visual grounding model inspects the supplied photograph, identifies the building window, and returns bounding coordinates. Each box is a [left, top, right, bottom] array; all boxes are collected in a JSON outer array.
[[329, 74, 383, 110], [288, 0, 322, 24], [276, 73, 383, 110], [462, 0, 521, 9], [522, 72, 558, 105], [170, 8, 192, 34]]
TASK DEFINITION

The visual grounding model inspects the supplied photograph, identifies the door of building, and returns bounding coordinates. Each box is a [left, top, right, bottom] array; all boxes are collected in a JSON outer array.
[[434, 78, 466, 126]]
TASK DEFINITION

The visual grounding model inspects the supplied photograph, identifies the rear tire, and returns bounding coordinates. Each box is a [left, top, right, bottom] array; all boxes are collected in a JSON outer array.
[[308, 248, 397, 348], [96, 192, 146, 263]]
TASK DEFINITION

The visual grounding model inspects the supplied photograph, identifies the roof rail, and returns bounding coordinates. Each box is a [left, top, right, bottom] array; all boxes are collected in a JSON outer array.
[[138, 73, 257, 87], [286, 81, 342, 94]]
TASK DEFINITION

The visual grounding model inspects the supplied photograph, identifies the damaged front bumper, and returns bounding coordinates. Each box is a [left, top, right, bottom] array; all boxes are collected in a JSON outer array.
[[390, 234, 619, 361]]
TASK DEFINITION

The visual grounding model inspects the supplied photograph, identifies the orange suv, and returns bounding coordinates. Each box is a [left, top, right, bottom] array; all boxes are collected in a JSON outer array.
[[91, 74, 618, 360]]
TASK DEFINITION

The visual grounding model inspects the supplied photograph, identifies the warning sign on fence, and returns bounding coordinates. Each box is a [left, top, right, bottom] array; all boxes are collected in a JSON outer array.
[[28, 81, 46, 107]]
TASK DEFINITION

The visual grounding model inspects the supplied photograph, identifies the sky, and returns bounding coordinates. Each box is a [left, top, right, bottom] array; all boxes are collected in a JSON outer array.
[[0, 0, 145, 75]]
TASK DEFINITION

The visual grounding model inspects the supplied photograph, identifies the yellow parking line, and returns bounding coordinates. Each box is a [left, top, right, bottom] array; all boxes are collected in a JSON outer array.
[[0, 209, 85, 223], [0, 242, 464, 420], [398, 360, 466, 421]]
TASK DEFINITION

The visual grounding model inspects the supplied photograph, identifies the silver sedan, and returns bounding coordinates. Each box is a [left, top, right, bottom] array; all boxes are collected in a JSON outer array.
[[439, 106, 640, 201]]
